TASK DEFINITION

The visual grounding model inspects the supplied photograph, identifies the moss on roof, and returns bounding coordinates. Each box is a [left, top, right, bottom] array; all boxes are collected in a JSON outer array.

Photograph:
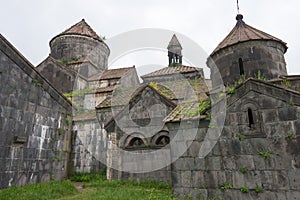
[[164, 98, 211, 122]]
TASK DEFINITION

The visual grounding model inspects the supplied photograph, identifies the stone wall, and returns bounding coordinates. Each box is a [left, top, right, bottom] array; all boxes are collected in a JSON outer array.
[[36, 56, 77, 93], [71, 116, 107, 173], [105, 85, 175, 183], [50, 35, 109, 71], [208, 40, 287, 87], [168, 80, 300, 199], [106, 132, 171, 183], [0, 35, 72, 189]]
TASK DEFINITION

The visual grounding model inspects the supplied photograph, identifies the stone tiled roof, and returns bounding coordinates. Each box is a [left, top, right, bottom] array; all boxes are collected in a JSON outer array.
[[164, 100, 210, 122], [96, 86, 137, 109], [86, 85, 116, 95], [89, 66, 135, 81], [150, 78, 209, 101], [103, 84, 177, 128], [141, 65, 201, 78], [88, 72, 103, 81], [96, 77, 209, 109], [56, 19, 103, 42], [211, 14, 287, 55], [73, 111, 97, 121], [96, 96, 112, 109]]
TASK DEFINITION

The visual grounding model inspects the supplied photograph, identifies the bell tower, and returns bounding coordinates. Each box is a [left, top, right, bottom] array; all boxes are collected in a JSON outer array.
[[167, 34, 182, 66]]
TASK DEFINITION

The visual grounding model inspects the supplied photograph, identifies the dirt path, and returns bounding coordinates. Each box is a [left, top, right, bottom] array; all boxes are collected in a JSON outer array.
[[72, 182, 85, 192]]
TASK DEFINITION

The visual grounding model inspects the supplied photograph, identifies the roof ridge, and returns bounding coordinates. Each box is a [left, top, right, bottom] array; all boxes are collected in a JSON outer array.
[[53, 19, 103, 42], [168, 34, 182, 49], [211, 14, 287, 56], [141, 65, 201, 78]]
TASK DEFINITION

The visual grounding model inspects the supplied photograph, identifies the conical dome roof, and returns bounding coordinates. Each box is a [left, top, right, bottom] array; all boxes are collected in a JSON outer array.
[[211, 14, 287, 56], [167, 34, 182, 49], [51, 19, 103, 42]]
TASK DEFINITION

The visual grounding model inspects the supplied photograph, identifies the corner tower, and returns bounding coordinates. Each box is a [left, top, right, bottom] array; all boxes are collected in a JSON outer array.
[[168, 34, 182, 66], [49, 19, 110, 71], [207, 14, 288, 86]]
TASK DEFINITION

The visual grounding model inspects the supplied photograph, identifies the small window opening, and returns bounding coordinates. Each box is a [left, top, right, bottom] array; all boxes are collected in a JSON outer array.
[[239, 58, 244, 75], [128, 137, 144, 147], [155, 136, 170, 145], [248, 108, 254, 128]]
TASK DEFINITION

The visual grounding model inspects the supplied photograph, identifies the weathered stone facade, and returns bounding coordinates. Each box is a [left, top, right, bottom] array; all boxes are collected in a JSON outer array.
[[167, 79, 300, 199], [71, 113, 106, 173], [49, 19, 110, 71], [0, 13, 300, 200], [0, 35, 72, 189], [104, 85, 176, 183], [37, 19, 110, 94], [207, 14, 288, 87]]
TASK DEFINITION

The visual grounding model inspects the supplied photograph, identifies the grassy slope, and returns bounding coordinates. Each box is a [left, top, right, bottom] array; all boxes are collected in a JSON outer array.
[[0, 175, 175, 200], [0, 180, 77, 200]]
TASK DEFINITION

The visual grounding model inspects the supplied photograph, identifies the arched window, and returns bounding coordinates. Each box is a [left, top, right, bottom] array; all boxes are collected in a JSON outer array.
[[155, 136, 170, 145], [248, 108, 254, 128], [128, 137, 144, 147], [239, 58, 244, 75]]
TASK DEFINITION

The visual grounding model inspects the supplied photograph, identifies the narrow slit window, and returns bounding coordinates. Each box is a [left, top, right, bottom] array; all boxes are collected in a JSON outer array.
[[239, 58, 244, 75], [248, 108, 254, 128]]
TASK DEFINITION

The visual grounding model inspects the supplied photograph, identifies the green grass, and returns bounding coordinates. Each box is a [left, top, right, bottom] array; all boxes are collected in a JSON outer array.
[[0, 180, 77, 200], [0, 174, 175, 200]]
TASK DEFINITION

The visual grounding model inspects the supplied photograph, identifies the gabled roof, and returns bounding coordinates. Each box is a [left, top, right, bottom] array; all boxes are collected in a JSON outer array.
[[141, 65, 201, 78], [227, 78, 300, 107], [165, 78, 300, 123], [73, 111, 97, 121], [211, 14, 287, 56], [103, 84, 177, 129], [36, 55, 88, 81], [51, 19, 103, 42], [88, 66, 135, 81], [100, 66, 135, 80], [167, 34, 182, 49], [163, 100, 209, 122]]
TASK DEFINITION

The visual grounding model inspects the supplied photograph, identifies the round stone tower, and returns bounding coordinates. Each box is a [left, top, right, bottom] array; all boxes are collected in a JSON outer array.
[[49, 19, 110, 71], [207, 14, 288, 87]]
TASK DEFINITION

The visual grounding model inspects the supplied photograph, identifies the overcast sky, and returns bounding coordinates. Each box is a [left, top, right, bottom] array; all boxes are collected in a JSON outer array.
[[1, 0, 300, 77]]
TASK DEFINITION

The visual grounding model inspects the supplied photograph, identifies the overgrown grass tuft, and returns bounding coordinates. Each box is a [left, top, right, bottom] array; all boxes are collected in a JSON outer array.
[[0, 180, 77, 200], [69, 173, 106, 182]]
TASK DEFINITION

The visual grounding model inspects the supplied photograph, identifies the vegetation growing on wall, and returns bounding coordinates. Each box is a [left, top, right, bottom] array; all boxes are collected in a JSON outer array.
[[58, 57, 80, 66]]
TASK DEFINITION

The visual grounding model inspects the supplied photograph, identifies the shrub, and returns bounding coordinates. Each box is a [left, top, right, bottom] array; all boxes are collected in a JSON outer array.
[[237, 133, 246, 141], [254, 184, 264, 193], [239, 167, 247, 174], [240, 186, 249, 193], [258, 150, 272, 159], [288, 132, 296, 138], [219, 182, 232, 191]]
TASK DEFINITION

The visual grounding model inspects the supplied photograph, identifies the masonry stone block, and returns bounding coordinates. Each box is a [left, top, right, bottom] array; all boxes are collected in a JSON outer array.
[[206, 156, 222, 170], [279, 105, 297, 120], [181, 171, 192, 187], [235, 155, 255, 170], [192, 171, 205, 188], [286, 191, 300, 200], [288, 169, 300, 190]]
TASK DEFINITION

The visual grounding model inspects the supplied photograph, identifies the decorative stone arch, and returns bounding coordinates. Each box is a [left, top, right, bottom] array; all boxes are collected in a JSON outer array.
[[121, 132, 148, 148], [151, 130, 170, 146]]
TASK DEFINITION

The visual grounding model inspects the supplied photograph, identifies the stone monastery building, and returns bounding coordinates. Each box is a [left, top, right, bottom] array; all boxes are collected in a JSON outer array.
[[0, 13, 300, 199]]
